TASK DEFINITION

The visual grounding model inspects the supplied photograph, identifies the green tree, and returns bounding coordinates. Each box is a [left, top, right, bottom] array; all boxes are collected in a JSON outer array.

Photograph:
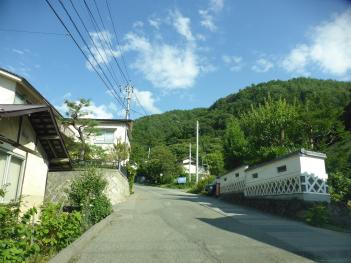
[[137, 145, 181, 184], [223, 118, 248, 169], [62, 99, 100, 161], [107, 141, 129, 168], [206, 151, 224, 176], [240, 97, 303, 162], [129, 142, 148, 165]]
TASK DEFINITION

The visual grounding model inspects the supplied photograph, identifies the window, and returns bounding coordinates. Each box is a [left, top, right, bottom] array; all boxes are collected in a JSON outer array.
[[252, 173, 258, 179], [94, 129, 115, 144], [277, 165, 287, 173], [235, 173, 239, 177], [14, 92, 27, 104], [0, 150, 24, 203]]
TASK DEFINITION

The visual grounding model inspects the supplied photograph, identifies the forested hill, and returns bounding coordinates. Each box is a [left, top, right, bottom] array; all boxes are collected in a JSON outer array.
[[131, 77, 351, 175]]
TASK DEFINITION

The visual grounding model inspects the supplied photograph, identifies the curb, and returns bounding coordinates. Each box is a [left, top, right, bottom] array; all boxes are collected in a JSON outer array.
[[49, 214, 113, 263]]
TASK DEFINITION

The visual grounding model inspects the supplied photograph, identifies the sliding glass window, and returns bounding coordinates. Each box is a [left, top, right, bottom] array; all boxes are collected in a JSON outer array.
[[0, 150, 24, 203]]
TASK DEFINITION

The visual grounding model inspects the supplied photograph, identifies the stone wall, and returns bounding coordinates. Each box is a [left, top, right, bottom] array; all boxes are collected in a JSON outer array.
[[45, 168, 130, 205]]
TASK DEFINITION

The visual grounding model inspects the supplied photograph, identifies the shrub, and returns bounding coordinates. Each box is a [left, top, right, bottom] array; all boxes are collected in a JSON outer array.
[[35, 203, 82, 255], [188, 176, 216, 194], [127, 164, 136, 194], [0, 200, 38, 263], [68, 168, 112, 226], [305, 204, 329, 226], [328, 171, 351, 204], [88, 195, 112, 225]]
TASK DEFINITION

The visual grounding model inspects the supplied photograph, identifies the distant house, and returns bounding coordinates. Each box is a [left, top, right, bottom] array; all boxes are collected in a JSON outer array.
[[64, 118, 132, 165], [220, 149, 330, 202], [0, 68, 71, 211], [182, 158, 209, 177], [89, 119, 131, 150]]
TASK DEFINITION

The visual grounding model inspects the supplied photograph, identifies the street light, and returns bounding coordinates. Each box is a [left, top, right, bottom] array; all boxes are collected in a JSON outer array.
[[160, 173, 163, 184]]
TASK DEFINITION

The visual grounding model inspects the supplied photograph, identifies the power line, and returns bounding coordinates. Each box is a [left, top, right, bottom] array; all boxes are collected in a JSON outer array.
[[83, 0, 129, 85], [105, 0, 131, 82], [91, 0, 129, 84], [82, 0, 123, 85], [45, 0, 125, 108], [68, 0, 122, 91], [57, 0, 126, 107], [133, 92, 149, 116], [0, 28, 68, 36]]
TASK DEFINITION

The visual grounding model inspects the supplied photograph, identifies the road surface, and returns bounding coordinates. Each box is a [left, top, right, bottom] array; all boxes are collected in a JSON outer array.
[[66, 185, 351, 263]]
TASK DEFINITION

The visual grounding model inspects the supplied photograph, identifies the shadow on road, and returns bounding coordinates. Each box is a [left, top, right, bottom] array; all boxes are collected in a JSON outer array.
[[161, 192, 351, 262]]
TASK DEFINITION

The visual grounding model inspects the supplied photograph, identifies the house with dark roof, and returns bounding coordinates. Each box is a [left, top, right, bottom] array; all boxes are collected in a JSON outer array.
[[0, 68, 71, 212]]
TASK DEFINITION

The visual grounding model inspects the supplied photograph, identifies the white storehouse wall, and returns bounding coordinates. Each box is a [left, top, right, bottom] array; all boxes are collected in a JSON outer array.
[[220, 150, 330, 202]]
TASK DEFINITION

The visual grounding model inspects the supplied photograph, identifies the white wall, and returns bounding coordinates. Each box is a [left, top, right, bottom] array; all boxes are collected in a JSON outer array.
[[245, 155, 301, 184], [0, 76, 16, 103], [300, 156, 327, 180], [220, 165, 248, 193], [21, 153, 49, 214], [182, 163, 207, 174], [85, 123, 130, 149], [0, 116, 49, 215]]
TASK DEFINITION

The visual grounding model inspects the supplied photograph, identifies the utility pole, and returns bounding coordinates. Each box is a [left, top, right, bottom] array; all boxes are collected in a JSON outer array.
[[189, 143, 191, 183], [125, 84, 133, 120], [121, 84, 133, 170], [196, 120, 199, 183]]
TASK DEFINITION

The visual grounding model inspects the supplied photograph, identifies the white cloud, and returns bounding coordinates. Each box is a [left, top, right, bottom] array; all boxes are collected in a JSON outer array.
[[209, 0, 224, 12], [86, 31, 121, 71], [171, 10, 194, 42], [125, 32, 199, 89], [196, 34, 206, 41], [12, 49, 24, 55], [199, 10, 216, 32], [199, 0, 224, 32], [63, 92, 72, 99], [222, 55, 243, 72], [149, 18, 161, 29], [252, 58, 274, 73], [282, 44, 309, 74], [5, 64, 31, 77], [133, 21, 144, 28], [134, 89, 161, 114], [56, 101, 114, 119], [282, 9, 351, 76], [123, 9, 208, 90]]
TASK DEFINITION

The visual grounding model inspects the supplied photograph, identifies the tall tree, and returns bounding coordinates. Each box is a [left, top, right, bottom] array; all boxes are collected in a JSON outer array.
[[223, 118, 248, 169], [62, 99, 99, 161], [206, 151, 224, 176]]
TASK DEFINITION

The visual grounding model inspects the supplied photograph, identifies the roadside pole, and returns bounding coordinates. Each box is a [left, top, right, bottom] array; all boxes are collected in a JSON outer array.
[[196, 121, 199, 183], [189, 143, 191, 183]]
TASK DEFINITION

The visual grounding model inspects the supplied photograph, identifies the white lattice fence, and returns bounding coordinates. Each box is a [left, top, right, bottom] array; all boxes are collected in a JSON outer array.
[[222, 179, 245, 193], [245, 175, 301, 197], [301, 174, 328, 194], [244, 173, 328, 198]]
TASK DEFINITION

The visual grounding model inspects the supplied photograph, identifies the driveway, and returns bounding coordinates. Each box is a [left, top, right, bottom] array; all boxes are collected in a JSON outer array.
[[56, 185, 351, 263]]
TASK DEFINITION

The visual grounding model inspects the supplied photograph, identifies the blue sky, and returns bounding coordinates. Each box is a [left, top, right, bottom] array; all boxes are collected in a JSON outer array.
[[0, 0, 351, 119]]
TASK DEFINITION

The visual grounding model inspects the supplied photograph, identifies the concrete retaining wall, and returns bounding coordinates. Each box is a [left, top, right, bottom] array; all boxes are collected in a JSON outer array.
[[45, 168, 129, 205]]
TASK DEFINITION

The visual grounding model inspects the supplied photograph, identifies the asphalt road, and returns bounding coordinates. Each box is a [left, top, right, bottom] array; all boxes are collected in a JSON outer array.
[[69, 185, 351, 263]]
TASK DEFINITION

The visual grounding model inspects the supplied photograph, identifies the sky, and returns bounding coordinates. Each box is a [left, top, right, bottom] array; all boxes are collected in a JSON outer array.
[[0, 0, 351, 119]]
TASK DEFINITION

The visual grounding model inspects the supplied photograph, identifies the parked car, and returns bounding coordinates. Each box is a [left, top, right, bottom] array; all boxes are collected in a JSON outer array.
[[204, 181, 216, 196]]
